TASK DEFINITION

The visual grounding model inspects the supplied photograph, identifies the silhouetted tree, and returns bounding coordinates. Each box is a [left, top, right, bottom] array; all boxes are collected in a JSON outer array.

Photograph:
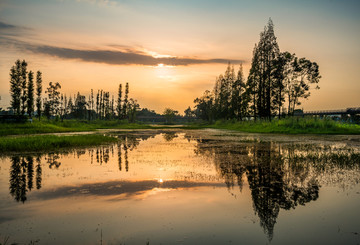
[[27, 71, 34, 118], [9, 60, 25, 115], [96, 90, 100, 119], [36, 71, 42, 120], [45, 82, 61, 117], [184, 106, 195, 120], [20, 60, 28, 115], [73, 92, 88, 119], [117, 83, 122, 119], [163, 108, 178, 124], [247, 18, 280, 120], [283, 56, 321, 115], [194, 90, 214, 122], [122, 83, 129, 119], [271, 52, 289, 118], [128, 98, 139, 123], [231, 63, 246, 120], [90, 89, 94, 120]]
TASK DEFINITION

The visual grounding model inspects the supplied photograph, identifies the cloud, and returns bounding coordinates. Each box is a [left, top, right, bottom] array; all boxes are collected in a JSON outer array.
[[0, 21, 244, 66], [25, 44, 243, 66], [74, 0, 118, 6], [0, 21, 17, 30]]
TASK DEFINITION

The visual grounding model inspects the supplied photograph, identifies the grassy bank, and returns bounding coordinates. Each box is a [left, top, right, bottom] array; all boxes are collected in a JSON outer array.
[[0, 120, 155, 136], [206, 117, 360, 134], [0, 134, 117, 153], [1, 118, 359, 137]]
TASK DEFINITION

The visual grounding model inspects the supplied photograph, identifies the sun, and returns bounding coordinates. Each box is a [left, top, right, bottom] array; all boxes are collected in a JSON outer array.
[[157, 63, 164, 68]]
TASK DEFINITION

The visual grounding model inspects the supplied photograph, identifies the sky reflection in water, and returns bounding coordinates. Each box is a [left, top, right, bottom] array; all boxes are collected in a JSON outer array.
[[0, 130, 360, 245]]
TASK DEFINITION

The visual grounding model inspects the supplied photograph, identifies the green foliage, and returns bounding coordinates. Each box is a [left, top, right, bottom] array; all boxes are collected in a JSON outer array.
[[204, 117, 360, 135], [0, 120, 156, 136], [192, 19, 321, 122], [9, 60, 26, 115], [0, 134, 117, 153], [36, 71, 42, 120], [27, 70, 35, 118], [117, 83, 122, 119], [45, 81, 61, 116], [163, 108, 178, 124]]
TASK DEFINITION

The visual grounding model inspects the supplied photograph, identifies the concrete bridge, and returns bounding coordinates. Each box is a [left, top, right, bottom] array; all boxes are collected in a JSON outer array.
[[295, 107, 360, 116]]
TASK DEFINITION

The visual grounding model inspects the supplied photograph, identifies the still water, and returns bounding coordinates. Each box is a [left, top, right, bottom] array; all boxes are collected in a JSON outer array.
[[1, 129, 360, 245]]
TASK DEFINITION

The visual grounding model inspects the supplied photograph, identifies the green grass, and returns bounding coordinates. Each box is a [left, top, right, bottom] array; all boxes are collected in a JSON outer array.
[[1, 117, 359, 137], [0, 120, 155, 136], [0, 134, 117, 153], [204, 117, 360, 134]]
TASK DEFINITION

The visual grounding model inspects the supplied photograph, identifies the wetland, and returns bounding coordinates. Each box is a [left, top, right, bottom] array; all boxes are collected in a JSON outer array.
[[0, 129, 360, 245]]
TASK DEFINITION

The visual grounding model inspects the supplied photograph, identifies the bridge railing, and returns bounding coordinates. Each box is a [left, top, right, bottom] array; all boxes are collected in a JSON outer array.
[[302, 108, 360, 115]]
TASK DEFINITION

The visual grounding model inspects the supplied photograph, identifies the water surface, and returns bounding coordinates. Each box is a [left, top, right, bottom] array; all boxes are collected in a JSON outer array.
[[0, 129, 359, 244]]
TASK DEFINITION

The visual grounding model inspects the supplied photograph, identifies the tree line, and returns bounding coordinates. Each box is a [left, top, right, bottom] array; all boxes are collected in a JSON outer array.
[[191, 19, 321, 122], [9, 60, 139, 121]]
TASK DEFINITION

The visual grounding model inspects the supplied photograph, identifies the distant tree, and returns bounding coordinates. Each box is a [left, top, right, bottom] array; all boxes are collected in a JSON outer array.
[[67, 96, 73, 116], [184, 106, 195, 119], [163, 108, 178, 124], [117, 83, 122, 119], [246, 18, 280, 120], [272, 52, 291, 118], [213, 64, 235, 119], [99, 90, 103, 119], [35, 71, 42, 120], [63, 95, 68, 119], [194, 90, 214, 122], [231, 63, 246, 120], [96, 90, 100, 119], [73, 92, 88, 119], [246, 44, 260, 120], [100, 90, 104, 119], [283, 56, 321, 115], [20, 60, 28, 115], [104, 92, 110, 119], [90, 89, 94, 120], [122, 83, 129, 119], [128, 98, 139, 123], [59, 94, 65, 121], [9, 60, 23, 115], [27, 71, 34, 118], [43, 99, 51, 119], [111, 95, 115, 119], [45, 82, 61, 117]]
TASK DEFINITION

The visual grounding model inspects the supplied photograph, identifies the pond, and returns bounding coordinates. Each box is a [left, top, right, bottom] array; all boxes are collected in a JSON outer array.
[[0, 129, 360, 245]]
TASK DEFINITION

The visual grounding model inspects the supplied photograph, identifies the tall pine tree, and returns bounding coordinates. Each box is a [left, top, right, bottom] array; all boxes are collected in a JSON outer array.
[[36, 71, 42, 120], [117, 83, 122, 119], [27, 71, 34, 118]]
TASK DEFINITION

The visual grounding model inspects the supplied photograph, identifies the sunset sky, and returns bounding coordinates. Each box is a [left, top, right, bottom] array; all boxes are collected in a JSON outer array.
[[0, 0, 359, 113]]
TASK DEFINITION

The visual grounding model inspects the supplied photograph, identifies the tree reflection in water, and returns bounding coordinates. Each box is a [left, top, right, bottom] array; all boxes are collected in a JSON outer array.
[[116, 133, 155, 172], [7, 132, 156, 203], [10, 156, 36, 203], [163, 132, 178, 142], [6, 131, 359, 240], [185, 135, 359, 240]]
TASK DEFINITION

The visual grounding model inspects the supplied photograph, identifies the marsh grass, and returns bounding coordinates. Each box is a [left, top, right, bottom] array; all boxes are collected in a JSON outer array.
[[0, 120, 155, 136], [0, 134, 117, 153], [208, 117, 360, 134], [1, 118, 359, 137]]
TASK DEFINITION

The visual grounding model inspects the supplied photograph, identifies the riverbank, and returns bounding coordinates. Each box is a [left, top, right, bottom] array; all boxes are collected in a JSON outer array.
[[0, 120, 155, 136], [2, 118, 360, 136], [205, 117, 360, 135], [0, 134, 117, 153]]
